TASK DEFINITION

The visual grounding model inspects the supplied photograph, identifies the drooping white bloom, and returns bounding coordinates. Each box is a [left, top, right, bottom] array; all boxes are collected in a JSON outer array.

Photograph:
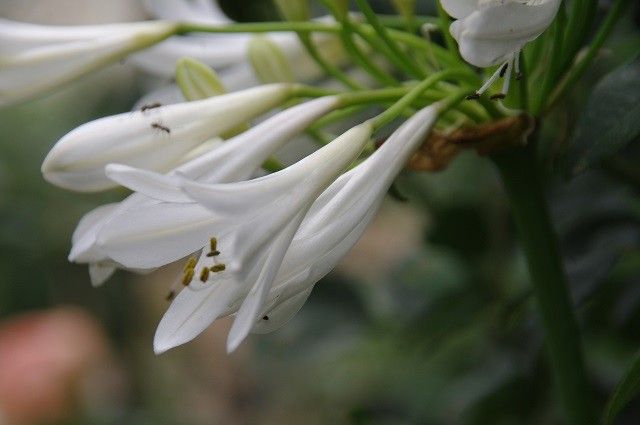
[[154, 104, 441, 353], [151, 120, 373, 353], [68, 96, 340, 286], [0, 18, 178, 107], [41, 84, 292, 192], [442, 0, 561, 97]]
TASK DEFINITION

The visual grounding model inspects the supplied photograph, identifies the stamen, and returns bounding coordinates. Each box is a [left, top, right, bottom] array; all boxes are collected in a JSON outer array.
[[468, 61, 508, 99], [183, 256, 197, 272], [515, 52, 523, 80], [210, 264, 226, 273], [499, 55, 515, 99], [206, 250, 221, 257], [181, 268, 194, 286], [209, 238, 217, 252], [199, 267, 210, 282], [499, 62, 509, 78]]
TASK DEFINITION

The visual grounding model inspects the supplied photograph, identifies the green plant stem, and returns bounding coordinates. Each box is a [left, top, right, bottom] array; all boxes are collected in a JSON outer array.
[[297, 33, 362, 89], [435, 1, 460, 61], [354, 0, 426, 79], [546, 0, 632, 113], [493, 144, 596, 425]]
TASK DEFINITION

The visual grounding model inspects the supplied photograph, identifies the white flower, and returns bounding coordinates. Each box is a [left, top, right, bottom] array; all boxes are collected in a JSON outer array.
[[154, 104, 440, 353], [0, 18, 178, 107], [68, 96, 340, 286], [442, 0, 561, 97], [41, 84, 292, 192], [151, 120, 373, 353]]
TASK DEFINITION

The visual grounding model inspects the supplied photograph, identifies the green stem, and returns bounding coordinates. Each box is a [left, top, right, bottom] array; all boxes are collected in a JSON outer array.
[[177, 21, 341, 35], [493, 144, 596, 425], [371, 71, 469, 129], [546, 0, 632, 113], [435, 1, 460, 61], [354, 0, 427, 79], [297, 33, 362, 89]]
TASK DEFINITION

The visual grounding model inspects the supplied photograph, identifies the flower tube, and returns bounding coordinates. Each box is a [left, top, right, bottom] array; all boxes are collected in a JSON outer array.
[[41, 84, 292, 192]]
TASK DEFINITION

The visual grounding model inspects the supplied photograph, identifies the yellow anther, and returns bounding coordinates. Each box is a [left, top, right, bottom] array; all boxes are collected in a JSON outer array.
[[181, 268, 194, 286], [183, 256, 197, 272], [206, 250, 220, 257], [209, 237, 217, 252], [199, 267, 210, 282], [210, 264, 226, 273]]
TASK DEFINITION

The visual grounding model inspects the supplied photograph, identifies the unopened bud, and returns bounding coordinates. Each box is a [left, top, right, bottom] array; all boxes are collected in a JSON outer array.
[[273, 0, 310, 21], [247, 36, 294, 84], [176, 57, 248, 138], [175, 57, 225, 101]]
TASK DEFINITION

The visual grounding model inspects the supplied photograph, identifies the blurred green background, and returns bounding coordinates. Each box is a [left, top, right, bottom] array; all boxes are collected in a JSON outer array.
[[1, 1, 640, 424]]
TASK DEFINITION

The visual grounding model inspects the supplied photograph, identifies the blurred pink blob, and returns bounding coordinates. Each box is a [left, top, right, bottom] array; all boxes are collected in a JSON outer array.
[[0, 307, 121, 425]]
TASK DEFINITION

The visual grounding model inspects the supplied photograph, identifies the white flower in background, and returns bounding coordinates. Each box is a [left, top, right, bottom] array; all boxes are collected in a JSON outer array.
[[68, 97, 340, 286], [154, 104, 440, 353], [130, 0, 250, 77], [41, 84, 292, 192], [133, 0, 349, 103], [0, 18, 178, 107], [442, 0, 561, 97]]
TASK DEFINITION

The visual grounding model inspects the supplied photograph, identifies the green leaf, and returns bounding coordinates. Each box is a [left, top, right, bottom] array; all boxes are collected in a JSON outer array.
[[604, 350, 640, 425], [567, 58, 640, 176]]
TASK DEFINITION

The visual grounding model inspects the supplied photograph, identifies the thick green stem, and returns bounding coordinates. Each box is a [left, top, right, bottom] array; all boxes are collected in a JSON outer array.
[[493, 144, 596, 425]]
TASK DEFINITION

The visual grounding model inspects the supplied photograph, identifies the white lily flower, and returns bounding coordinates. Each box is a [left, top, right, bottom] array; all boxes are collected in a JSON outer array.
[[41, 84, 292, 192], [442, 0, 561, 97], [150, 120, 373, 353], [68, 96, 340, 285], [154, 104, 441, 353], [0, 18, 178, 107]]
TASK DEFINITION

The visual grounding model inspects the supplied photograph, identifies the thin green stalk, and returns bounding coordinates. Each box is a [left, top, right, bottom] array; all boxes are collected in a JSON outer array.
[[435, 1, 460, 61], [371, 71, 468, 129], [354, 0, 427, 79], [546, 0, 632, 112], [562, 0, 598, 70], [321, 0, 398, 86], [297, 33, 363, 89], [177, 21, 340, 35], [533, 6, 567, 114], [493, 144, 596, 425]]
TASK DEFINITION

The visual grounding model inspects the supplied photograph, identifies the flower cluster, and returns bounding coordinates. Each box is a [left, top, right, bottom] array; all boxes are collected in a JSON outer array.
[[0, 0, 571, 352]]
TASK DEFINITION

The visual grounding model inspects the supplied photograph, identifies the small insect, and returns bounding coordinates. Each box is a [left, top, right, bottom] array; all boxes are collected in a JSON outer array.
[[199, 267, 210, 282], [210, 264, 226, 273], [262, 315, 269, 321], [181, 268, 194, 286], [141, 102, 162, 112], [151, 122, 171, 134]]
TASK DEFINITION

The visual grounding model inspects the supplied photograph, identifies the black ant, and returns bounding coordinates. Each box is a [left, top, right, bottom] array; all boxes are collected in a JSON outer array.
[[141, 102, 162, 112], [151, 122, 171, 134]]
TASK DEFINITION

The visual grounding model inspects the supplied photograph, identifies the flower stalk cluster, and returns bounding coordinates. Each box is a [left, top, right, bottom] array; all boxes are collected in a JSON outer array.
[[2, 1, 631, 422]]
